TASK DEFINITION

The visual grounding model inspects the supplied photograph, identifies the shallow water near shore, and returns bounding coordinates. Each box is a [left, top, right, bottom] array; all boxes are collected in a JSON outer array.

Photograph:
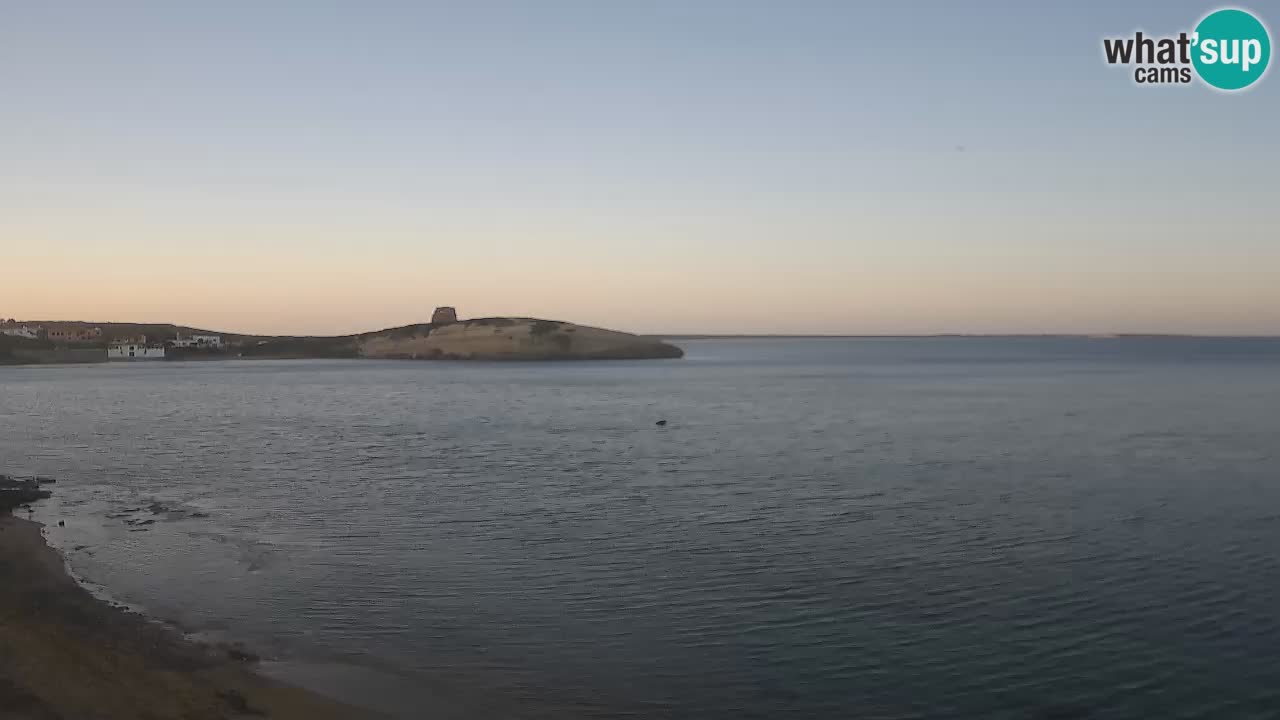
[[5, 338, 1280, 719]]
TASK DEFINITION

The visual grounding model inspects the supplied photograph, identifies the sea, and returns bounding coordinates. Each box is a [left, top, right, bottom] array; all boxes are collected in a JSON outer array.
[[3, 337, 1280, 720]]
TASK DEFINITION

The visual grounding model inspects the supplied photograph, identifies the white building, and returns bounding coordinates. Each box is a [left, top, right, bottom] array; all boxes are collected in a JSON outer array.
[[170, 333, 223, 349], [0, 325, 41, 340], [108, 342, 166, 361]]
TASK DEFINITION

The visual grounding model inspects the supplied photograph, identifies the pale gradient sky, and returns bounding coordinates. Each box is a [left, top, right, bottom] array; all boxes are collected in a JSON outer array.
[[2, 1, 1278, 335]]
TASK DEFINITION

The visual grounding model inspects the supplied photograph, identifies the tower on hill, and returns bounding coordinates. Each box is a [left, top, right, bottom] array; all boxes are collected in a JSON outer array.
[[431, 306, 458, 324]]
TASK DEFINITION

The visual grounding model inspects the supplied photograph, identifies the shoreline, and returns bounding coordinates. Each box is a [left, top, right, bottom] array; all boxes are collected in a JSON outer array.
[[7, 478, 589, 720], [0, 506, 382, 719]]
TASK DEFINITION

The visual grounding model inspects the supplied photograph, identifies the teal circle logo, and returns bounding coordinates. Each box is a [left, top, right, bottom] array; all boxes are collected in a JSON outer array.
[[1192, 8, 1271, 90]]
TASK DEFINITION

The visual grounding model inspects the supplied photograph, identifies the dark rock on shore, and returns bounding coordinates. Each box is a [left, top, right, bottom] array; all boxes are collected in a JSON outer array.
[[0, 475, 52, 513]]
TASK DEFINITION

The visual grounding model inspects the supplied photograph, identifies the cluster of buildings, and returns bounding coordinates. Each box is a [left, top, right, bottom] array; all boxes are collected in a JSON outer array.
[[49, 326, 103, 343], [0, 323, 45, 340], [1, 320, 224, 362], [106, 333, 224, 361], [107, 340, 167, 360], [1, 322, 103, 343], [167, 333, 224, 349]]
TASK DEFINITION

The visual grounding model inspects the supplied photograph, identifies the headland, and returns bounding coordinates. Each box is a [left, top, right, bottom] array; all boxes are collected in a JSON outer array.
[[0, 309, 684, 365]]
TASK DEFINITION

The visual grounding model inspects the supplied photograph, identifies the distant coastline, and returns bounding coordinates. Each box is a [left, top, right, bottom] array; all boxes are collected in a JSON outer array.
[[7, 320, 1277, 367], [1, 309, 685, 365]]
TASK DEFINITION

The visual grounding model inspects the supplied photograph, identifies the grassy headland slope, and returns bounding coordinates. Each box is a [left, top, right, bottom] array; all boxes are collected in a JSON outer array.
[[236, 335, 361, 359], [359, 318, 684, 361]]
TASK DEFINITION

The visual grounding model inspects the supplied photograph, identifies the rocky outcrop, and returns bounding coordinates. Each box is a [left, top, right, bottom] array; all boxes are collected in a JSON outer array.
[[359, 318, 684, 361]]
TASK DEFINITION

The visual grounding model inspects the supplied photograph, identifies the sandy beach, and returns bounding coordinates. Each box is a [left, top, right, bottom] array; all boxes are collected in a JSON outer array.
[[0, 499, 379, 720]]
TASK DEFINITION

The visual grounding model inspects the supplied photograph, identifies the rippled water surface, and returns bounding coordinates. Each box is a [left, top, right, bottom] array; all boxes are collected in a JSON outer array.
[[4, 338, 1280, 719]]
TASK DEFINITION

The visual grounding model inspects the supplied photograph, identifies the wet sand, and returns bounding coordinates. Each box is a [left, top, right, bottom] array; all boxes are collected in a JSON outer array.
[[0, 512, 382, 720]]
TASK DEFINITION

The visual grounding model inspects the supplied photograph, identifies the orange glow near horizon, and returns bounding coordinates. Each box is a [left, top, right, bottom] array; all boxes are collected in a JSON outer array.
[[4, 3, 1279, 337]]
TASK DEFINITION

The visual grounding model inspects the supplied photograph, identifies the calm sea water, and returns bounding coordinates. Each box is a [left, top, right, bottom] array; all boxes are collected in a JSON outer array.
[[3, 338, 1280, 719]]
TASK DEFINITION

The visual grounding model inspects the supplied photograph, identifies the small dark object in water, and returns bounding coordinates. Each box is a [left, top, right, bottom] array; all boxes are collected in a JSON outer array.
[[655, 420, 668, 426], [1038, 703, 1092, 720], [58, 520, 65, 527]]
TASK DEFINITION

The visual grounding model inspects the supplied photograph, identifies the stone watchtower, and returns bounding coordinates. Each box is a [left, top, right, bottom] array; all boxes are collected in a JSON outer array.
[[431, 306, 458, 324]]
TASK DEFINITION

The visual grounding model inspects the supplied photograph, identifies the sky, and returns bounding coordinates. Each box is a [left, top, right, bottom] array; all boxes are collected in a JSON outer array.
[[2, 0, 1278, 336]]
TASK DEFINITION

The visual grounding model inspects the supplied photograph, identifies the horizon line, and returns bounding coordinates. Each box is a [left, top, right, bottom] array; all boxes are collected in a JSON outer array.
[[659, 333, 1280, 339], [5, 319, 1280, 341]]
